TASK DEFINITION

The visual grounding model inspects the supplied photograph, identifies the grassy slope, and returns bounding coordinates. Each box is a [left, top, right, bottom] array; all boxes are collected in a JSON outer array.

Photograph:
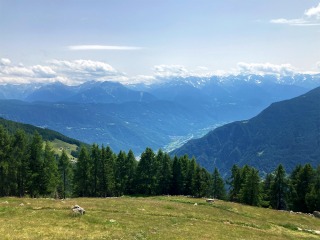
[[49, 139, 78, 160], [0, 196, 319, 239]]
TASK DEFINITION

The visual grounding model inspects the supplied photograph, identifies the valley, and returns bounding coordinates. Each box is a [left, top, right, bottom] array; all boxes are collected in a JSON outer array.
[[0, 75, 316, 155]]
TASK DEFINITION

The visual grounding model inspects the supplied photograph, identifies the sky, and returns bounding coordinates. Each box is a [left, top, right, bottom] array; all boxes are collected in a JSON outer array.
[[0, 0, 320, 85]]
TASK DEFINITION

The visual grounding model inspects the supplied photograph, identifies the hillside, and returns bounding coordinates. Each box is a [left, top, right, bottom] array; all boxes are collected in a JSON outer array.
[[172, 86, 320, 176], [0, 196, 319, 239], [0, 117, 84, 146], [0, 117, 87, 159]]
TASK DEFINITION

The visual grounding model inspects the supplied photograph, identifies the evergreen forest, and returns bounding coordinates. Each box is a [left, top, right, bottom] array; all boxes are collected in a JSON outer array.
[[0, 126, 319, 214]]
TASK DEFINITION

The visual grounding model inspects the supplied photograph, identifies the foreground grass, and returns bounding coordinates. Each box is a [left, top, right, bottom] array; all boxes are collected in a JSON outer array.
[[0, 196, 319, 239]]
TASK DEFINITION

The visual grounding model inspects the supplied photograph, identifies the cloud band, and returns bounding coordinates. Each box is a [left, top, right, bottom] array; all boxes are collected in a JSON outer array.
[[68, 45, 142, 51]]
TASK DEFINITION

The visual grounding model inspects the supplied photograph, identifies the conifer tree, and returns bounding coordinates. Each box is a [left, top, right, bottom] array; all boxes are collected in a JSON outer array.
[[240, 168, 261, 206], [185, 158, 197, 196], [270, 164, 288, 210], [306, 165, 320, 212], [136, 148, 156, 195], [43, 142, 59, 197], [0, 126, 12, 196], [171, 156, 182, 195], [228, 165, 242, 201], [290, 164, 315, 212], [73, 146, 91, 197], [115, 150, 128, 196], [11, 129, 29, 197], [28, 131, 45, 197], [125, 150, 137, 195], [100, 146, 116, 196], [58, 150, 73, 198], [192, 166, 211, 197], [179, 155, 189, 195], [261, 173, 274, 207], [90, 144, 101, 196], [212, 167, 226, 200], [158, 152, 172, 195]]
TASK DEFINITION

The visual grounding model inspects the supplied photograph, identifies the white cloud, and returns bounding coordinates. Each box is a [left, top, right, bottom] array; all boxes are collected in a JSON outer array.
[[68, 45, 142, 51], [1, 57, 317, 86], [270, 18, 309, 26], [130, 75, 156, 85], [0, 59, 57, 84], [0, 58, 126, 85], [153, 65, 189, 78], [50, 59, 124, 84], [0, 58, 11, 66], [237, 62, 296, 76], [305, 3, 320, 18], [271, 2, 320, 26], [51, 59, 117, 75], [32, 65, 56, 78]]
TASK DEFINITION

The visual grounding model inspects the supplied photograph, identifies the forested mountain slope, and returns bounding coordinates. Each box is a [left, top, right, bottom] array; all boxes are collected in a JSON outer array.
[[172, 86, 320, 176], [0, 117, 84, 147]]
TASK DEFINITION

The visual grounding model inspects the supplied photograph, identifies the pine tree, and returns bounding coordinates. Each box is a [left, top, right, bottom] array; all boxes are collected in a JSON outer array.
[[100, 146, 116, 197], [158, 152, 172, 195], [306, 165, 320, 212], [43, 142, 59, 197], [28, 131, 45, 197], [270, 164, 288, 210], [73, 146, 91, 197], [228, 165, 242, 202], [11, 129, 29, 197], [287, 165, 302, 210], [212, 167, 226, 200], [171, 156, 182, 195], [125, 150, 137, 195], [261, 173, 274, 208], [185, 158, 197, 196], [115, 150, 128, 196], [179, 155, 189, 195], [291, 164, 315, 212], [135, 148, 156, 195], [58, 150, 73, 198], [192, 166, 211, 197], [0, 126, 12, 196], [90, 144, 101, 196], [240, 168, 261, 206]]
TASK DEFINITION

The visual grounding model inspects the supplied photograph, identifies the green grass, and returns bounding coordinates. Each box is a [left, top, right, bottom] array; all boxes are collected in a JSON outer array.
[[48, 139, 78, 160], [0, 196, 319, 239]]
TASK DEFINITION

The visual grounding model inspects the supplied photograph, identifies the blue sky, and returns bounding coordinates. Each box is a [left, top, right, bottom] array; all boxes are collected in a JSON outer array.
[[0, 0, 320, 85]]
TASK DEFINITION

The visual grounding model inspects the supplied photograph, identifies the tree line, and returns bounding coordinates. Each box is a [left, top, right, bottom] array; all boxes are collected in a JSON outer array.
[[228, 164, 320, 213], [0, 127, 319, 213]]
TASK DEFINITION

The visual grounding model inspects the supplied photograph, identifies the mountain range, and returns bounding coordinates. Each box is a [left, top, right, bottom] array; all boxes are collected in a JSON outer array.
[[172, 86, 320, 176], [0, 74, 319, 154]]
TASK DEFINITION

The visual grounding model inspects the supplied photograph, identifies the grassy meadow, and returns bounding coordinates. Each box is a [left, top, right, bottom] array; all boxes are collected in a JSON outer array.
[[0, 196, 319, 239], [49, 139, 78, 160]]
